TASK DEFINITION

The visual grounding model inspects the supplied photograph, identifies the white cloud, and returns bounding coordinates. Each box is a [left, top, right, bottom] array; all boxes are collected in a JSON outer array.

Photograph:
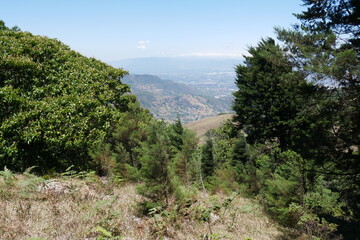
[[138, 40, 150, 45], [137, 40, 150, 50]]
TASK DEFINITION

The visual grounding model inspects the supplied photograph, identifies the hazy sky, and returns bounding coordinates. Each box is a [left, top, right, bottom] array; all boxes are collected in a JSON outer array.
[[1, 0, 305, 61]]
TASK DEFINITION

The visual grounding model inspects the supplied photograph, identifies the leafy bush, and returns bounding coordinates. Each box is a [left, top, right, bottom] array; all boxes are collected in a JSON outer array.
[[0, 24, 131, 172]]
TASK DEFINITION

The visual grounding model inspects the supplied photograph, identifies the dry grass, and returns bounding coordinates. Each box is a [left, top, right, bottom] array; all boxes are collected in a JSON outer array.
[[164, 191, 284, 240], [0, 172, 289, 240], [0, 173, 150, 240], [185, 114, 234, 145]]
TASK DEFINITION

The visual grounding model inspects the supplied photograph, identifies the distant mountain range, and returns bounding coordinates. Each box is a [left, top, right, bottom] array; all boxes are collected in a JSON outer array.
[[122, 74, 233, 123], [110, 57, 239, 93]]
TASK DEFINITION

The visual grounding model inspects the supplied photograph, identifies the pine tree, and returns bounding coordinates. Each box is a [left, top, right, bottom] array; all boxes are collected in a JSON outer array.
[[275, 0, 360, 227], [201, 138, 215, 178], [232, 38, 313, 150], [172, 129, 197, 185], [170, 116, 185, 151], [231, 135, 248, 179], [295, 0, 360, 55], [137, 120, 173, 204]]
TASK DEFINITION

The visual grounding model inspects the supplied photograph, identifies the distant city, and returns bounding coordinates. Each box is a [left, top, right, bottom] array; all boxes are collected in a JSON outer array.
[[111, 57, 241, 122]]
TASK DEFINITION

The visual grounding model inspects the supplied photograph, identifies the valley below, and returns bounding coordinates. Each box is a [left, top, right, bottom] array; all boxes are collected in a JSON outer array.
[[122, 74, 234, 123], [116, 57, 241, 122]]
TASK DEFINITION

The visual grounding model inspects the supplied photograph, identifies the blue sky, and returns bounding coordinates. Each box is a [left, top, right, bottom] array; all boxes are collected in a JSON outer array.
[[1, 0, 305, 61]]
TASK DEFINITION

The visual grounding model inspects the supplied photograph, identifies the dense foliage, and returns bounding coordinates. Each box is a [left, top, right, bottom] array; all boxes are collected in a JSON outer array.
[[277, 0, 360, 223], [233, 38, 316, 150], [0, 22, 131, 172], [231, 0, 359, 238]]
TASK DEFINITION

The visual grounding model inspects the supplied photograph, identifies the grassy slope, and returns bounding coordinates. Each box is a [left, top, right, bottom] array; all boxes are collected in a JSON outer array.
[[0, 172, 284, 240], [185, 114, 234, 144]]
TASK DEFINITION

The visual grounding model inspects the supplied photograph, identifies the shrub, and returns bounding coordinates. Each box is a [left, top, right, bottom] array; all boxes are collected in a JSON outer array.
[[0, 25, 131, 173]]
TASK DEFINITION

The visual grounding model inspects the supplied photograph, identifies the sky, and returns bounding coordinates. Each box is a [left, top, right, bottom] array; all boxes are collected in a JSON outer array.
[[1, 0, 305, 62]]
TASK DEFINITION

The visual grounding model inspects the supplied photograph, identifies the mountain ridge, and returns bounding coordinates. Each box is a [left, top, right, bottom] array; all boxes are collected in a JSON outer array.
[[122, 74, 233, 123]]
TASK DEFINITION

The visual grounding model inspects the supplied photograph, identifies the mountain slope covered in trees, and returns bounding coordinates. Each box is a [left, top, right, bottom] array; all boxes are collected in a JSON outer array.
[[0, 0, 359, 239]]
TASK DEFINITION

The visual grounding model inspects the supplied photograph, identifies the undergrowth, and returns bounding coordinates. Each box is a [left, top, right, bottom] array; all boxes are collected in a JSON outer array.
[[0, 168, 283, 240]]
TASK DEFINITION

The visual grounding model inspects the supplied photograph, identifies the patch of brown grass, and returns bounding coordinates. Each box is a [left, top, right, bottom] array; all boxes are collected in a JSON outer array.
[[155, 191, 283, 240], [0, 173, 150, 240], [0, 172, 288, 240]]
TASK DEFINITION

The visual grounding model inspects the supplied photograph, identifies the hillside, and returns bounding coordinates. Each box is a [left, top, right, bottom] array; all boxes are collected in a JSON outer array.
[[2, 1, 358, 237], [185, 114, 234, 144], [111, 57, 238, 112], [122, 74, 232, 122]]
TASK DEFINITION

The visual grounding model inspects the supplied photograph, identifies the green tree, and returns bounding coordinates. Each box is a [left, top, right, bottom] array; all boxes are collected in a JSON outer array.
[[295, 0, 360, 54], [232, 38, 314, 150], [276, 1, 360, 225], [231, 135, 248, 165], [276, 0, 359, 167], [171, 129, 197, 186], [0, 23, 130, 173], [137, 120, 173, 205], [112, 102, 151, 163], [169, 116, 184, 151], [0, 21, 8, 31], [201, 137, 215, 178], [91, 101, 151, 179], [231, 135, 248, 179], [0, 20, 20, 31]]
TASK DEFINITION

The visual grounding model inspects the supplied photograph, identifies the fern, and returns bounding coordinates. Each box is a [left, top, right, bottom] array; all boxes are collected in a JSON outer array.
[[23, 166, 38, 177], [96, 226, 113, 238], [0, 167, 15, 186], [60, 165, 77, 177]]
